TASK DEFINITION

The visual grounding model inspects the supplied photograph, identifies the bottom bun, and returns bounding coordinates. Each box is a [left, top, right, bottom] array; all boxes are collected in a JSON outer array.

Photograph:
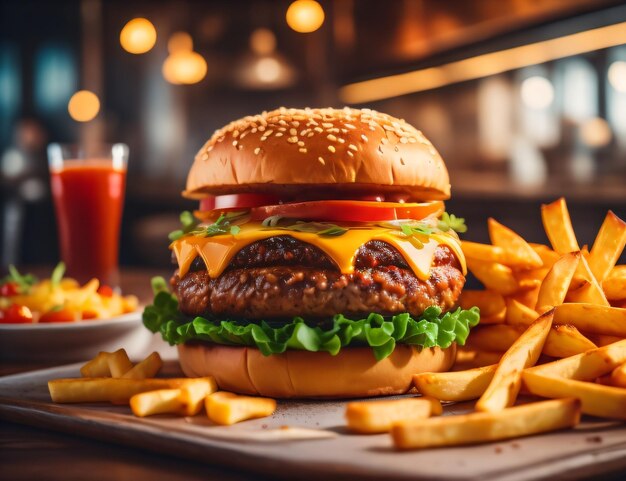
[[177, 343, 456, 399]]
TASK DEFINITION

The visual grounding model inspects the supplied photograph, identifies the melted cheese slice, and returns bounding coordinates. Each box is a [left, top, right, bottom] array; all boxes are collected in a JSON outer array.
[[171, 222, 466, 281]]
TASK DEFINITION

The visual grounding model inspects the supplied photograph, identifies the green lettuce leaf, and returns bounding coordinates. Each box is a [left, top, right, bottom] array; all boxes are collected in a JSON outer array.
[[143, 291, 480, 361]]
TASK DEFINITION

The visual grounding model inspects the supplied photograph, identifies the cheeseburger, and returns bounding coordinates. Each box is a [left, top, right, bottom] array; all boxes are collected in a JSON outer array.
[[144, 107, 479, 398]]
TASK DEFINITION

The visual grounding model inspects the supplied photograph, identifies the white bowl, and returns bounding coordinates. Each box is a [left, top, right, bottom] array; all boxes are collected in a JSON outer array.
[[0, 312, 153, 362]]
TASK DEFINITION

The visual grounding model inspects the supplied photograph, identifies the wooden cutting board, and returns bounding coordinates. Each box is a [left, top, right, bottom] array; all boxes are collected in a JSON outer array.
[[1, 362, 625, 481]]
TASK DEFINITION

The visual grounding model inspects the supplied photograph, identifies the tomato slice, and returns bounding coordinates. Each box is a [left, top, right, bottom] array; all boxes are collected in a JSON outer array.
[[0, 304, 34, 324], [40, 308, 76, 323], [200, 194, 281, 211], [97, 285, 114, 297], [0, 282, 19, 297], [249, 200, 445, 223]]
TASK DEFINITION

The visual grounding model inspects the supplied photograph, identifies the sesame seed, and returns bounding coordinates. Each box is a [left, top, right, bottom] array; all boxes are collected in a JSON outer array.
[[400, 137, 408, 144], [207, 145, 214, 152], [217, 136, 225, 142], [236, 144, 243, 150], [261, 136, 268, 141], [322, 122, 333, 128], [344, 123, 356, 129], [338, 138, 345, 144], [275, 132, 284, 137], [300, 129, 309, 136], [348, 144, 357, 151], [327, 134, 337, 142], [307, 132, 314, 137], [288, 136, 298, 143], [328, 145, 336, 153], [251, 128, 258, 134], [265, 129, 274, 136], [254, 147, 261, 155], [383, 124, 394, 131], [232, 140, 238, 147], [289, 128, 297, 136], [314, 127, 323, 133], [347, 151, 354, 157], [278, 127, 287, 132], [292, 121, 300, 127], [299, 148, 307, 153], [297, 141, 305, 147], [233, 130, 240, 138], [318, 157, 325, 165], [361, 134, 368, 142]]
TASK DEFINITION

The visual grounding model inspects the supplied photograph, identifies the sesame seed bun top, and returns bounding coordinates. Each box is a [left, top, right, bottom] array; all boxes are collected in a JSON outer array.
[[184, 107, 451, 201]]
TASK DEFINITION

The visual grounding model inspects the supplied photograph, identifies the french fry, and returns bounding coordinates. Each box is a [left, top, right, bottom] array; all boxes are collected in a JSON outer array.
[[603, 266, 626, 301], [129, 378, 217, 417], [465, 325, 521, 352], [345, 397, 440, 434], [542, 325, 597, 358], [588, 211, 626, 282], [505, 299, 539, 328], [522, 371, 626, 420], [414, 364, 497, 402], [461, 241, 506, 264], [609, 361, 626, 388], [107, 349, 133, 378], [459, 290, 506, 324], [122, 352, 163, 379], [48, 377, 217, 403], [391, 398, 581, 449], [179, 380, 217, 416], [553, 304, 626, 338], [535, 252, 580, 312], [541, 198, 579, 254], [587, 334, 623, 347], [530, 243, 561, 269], [508, 287, 540, 309], [130, 389, 183, 417], [205, 392, 276, 425], [525, 339, 626, 380], [566, 256, 609, 306], [475, 310, 553, 412], [80, 352, 111, 378], [466, 259, 519, 296], [487, 218, 543, 269], [454, 349, 503, 369]]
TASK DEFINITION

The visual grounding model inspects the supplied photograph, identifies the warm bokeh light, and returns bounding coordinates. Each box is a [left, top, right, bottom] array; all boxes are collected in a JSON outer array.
[[254, 57, 281, 83], [580, 117, 612, 148], [250, 28, 276, 55], [520, 76, 554, 109], [67, 90, 100, 122], [120, 18, 157, 54], [162, 51, 207, 85], [286, 0, 324, 33], [168, 32, 193, 54], [608, 60, 626, 93]]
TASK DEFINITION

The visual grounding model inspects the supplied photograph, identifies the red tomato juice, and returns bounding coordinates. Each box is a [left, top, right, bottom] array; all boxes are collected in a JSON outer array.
[[50, 160, 126, 286]]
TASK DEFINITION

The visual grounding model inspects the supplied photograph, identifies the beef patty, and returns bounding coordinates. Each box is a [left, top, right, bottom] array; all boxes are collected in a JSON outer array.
[[171, 236, 464, 321]]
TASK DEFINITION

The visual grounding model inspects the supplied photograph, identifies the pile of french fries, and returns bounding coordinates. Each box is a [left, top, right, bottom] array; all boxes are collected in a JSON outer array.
[[459, 198, 626, 364], [345, 198, 626, 449], [48, 349, 276, 425]]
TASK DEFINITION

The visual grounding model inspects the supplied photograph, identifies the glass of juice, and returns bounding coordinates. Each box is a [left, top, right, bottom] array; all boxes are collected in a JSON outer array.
[[48, 143, 128, 287]]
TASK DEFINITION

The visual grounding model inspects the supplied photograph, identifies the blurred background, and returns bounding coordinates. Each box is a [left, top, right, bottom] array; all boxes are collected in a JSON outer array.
[[1, 0, 625, 270]]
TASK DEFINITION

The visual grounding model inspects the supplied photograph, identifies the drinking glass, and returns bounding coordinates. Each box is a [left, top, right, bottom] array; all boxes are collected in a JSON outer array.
[[48, 143, 128, 287]]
